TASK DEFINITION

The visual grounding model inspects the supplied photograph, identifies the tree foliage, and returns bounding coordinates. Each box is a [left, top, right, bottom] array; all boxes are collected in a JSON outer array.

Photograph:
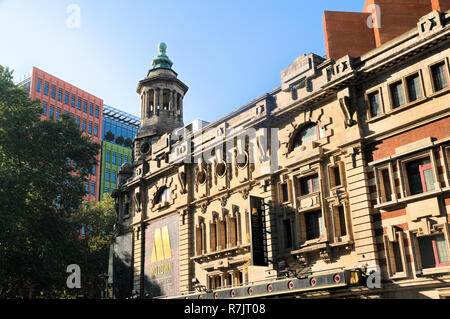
[[0, 65, 112, 298], [124, 138, 133, 148], [104, 131, 114, 142]]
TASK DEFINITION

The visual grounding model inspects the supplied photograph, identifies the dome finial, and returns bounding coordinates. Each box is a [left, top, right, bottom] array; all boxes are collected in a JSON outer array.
[[152, 42, 173, 70], [159, 42, 167, 54]]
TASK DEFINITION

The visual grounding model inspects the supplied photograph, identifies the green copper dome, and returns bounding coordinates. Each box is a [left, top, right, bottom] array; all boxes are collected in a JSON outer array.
[[152, 42, 173, 70]]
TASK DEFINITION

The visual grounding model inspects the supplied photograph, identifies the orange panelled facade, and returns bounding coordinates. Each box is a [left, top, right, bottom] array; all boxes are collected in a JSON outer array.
[[29, 67, 103, 202]]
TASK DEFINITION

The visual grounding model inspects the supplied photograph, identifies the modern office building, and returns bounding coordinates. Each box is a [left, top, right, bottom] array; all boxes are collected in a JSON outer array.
[[112, 0, 450, 299], [100, 105, 139, 200], [18, 67, 103, 202]]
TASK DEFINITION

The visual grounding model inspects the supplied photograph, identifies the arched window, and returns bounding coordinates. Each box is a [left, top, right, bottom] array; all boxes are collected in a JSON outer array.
[[156, 187, 171, 204], [292, 123, 324, 149]]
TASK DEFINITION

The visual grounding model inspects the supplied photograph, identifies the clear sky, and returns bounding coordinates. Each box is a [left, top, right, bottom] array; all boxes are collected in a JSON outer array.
[[0, 0, 364, 124]]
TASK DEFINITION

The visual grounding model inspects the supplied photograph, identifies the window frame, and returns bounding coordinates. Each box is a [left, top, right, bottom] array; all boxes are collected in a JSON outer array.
[[291, 122, 324, 151], [384, 230, 408, 279], [278, 179, 293, 204], [411, 225, 450, 275], [298, 173, 320, 197], [398, 150, 439, 198], [374, 163, 396, 205], [332, 203, 350, 241], [365, 88, 385, 119], [428, 59, 449, 93], [388, 79, 407, 110], [404, 71, 424, 103], [328, 161, 344, 189]]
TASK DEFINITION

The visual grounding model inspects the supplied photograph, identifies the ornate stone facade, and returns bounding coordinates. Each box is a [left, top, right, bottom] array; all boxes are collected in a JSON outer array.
[[112, 5, 450, 299]]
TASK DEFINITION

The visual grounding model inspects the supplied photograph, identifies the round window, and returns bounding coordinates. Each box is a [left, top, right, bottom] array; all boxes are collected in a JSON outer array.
[[236, 152, 248, 169], [216, 163, 226, 177], [197, 170, 207, 185], [140, 142, 150, 154]]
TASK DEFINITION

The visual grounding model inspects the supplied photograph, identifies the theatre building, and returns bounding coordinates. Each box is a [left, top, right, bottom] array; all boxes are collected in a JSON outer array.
[[112, 0, 450, 299]]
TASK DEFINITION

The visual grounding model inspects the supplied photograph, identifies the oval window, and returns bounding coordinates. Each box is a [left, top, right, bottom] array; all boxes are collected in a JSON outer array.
[[236, 152, 248, 169], [197, 170, 207, 185], [216, 163, 227, 177]]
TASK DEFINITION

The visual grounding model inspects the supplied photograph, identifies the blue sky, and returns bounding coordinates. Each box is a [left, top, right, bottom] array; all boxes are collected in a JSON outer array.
[[0, 0, 363, 124]]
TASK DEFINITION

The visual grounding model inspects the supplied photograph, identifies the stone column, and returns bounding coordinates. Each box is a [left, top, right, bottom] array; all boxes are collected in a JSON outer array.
[[169, 90, 174, 111], [154, 88, 159, 111], [174, 92, 178, 111], [141, 94, 145, 119], [179, 94, 183, 115], [159, 88, 164, 110]]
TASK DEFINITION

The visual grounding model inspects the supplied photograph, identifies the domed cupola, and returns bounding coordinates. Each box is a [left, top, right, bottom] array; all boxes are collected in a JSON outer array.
[[134, 43, 189, 160]]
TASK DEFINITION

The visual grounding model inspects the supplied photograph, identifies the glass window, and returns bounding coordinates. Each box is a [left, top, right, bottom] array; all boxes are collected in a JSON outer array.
[[91, 182, 95, 196], [82, 119, 86, 131], [112, 152, 116, 165], [88, 121, 92, 134], [58, 88, 62, 102], [76, 116, 80, 127], [56, 108, 61, 120], [36, 78, 42, 93], [92, 165, 96, 176], [283, 219, 293, 249], [305, 210, 324, 240], [71, 94, 75, 107], [293, 123, 324, 149], [89, 103, 93, 116], [95, 105, 99, 118], [299, 174, 320, 195], [406, 74, 422, 102], [118, 154, 122, 166], [85, 182, 89, 192], [83, 100, 87, 113], [105, 168, 110, 182], [337, 206, 347, 237], [390, 81, 405, 108], [431, 62, 449, 92], [368, 91, 382, 117], [44, 81, 49, 96], [49, 105, 55, 119], [418, 234, 450, 268], [124, 155, 128, 164], [51, 85, 56, 99], [94, 124, 98, 137], [392, 241, 403, 273], [42, 101, 47, 116], [156, 187, 171, 204], [64, 91, 69, 105], [77, 97, 81, 111], [106, 150, 110, 163], [379, 168, 393, 202], [111, 170, 116, 184], [406, 157, 435, 195], [105, 187, 109, 194]]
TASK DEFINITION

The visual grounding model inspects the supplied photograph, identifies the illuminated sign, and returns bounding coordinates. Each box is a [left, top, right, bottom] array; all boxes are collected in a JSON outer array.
[[144, 214, 179, 297]]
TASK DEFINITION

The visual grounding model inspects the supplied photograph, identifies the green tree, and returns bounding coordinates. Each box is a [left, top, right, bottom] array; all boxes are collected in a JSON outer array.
[[124, 138, 133, 148], [105, 131, 115, 142], [0, 65, 100, 298], [115, 135, 124, 145], [72, 195, 116, 299]]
